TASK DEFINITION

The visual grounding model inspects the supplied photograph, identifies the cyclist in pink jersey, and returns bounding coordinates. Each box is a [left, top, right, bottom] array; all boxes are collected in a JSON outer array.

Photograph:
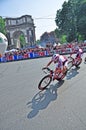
[[45, 54, 68, 79], [75, 47, 83, 59]]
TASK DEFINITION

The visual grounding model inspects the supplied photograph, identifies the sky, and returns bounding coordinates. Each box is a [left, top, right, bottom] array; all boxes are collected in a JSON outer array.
[[0, 0, 68, 40]]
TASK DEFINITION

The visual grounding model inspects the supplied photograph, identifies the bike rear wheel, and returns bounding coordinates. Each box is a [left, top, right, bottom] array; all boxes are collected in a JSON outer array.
[[38, 75, 52, 90], [75, 58, 82, 68]]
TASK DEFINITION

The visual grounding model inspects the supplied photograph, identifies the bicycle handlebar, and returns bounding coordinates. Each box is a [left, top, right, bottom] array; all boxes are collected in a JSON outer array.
[[68, 56, 74, 61], [42, 67, 53, 74]]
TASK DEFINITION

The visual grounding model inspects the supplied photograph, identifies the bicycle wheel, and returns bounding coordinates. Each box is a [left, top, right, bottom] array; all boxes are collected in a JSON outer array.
[[38, 75, 52, 90], [67, 61, 73, 71], [75, 58, 82, 68]]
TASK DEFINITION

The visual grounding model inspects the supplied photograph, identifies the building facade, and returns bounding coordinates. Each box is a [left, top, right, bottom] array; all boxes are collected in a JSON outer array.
[[40, 31, 58, 47], [5, 15, 36, 49]]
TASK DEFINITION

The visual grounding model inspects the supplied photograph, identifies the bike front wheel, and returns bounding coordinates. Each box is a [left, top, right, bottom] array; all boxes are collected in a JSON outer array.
[[38, 75, 52, 90], [67, 61, 73, 71]]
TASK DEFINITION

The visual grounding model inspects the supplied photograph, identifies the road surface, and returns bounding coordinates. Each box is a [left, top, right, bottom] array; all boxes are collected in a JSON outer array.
[[0, 54, 86, 130]]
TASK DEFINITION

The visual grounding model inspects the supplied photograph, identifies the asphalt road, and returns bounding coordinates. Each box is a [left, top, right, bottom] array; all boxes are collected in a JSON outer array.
[[0, 54, 86, 130]]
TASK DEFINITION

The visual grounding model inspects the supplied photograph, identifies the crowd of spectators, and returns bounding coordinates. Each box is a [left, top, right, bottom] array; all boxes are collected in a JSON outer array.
[[0, 47, 51, 63], [0, 42, 86, 63]]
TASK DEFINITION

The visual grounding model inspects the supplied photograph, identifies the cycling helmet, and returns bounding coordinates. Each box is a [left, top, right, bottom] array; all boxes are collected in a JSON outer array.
[[75, 45, 79, 52], [52, 54, 59, 62]]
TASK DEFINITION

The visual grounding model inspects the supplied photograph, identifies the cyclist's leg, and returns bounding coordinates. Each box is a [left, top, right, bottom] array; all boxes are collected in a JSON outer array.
[[53, 67, 62, 80], [63, 61, 68, 74]]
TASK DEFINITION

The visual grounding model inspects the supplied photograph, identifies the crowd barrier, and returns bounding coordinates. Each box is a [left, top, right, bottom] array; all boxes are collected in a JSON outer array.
[[0, 50, 50, 63], [0, 48, 86, 63]]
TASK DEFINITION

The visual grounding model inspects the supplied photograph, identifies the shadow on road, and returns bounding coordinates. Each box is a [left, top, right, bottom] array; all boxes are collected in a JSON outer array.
[[27, 80, 64, 119], [66, 67, 80, 80]]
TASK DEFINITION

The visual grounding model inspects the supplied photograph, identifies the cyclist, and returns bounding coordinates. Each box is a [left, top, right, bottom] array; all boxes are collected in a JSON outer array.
[[45, 53, 68, 80], [75, 46, 83, 59]]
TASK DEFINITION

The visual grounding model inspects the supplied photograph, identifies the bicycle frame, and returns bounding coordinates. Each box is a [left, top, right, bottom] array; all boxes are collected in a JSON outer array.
[[42, 67, 65, 80], [38, 67, 67, 90], [68, 55, 82, 68]]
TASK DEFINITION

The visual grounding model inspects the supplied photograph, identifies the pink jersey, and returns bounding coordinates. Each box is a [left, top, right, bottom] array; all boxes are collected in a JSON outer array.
[[76, 48, 83, 58], [56, 55, 68, 69]]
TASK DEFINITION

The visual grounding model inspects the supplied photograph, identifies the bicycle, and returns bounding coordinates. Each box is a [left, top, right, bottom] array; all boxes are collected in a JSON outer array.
[[67, 55, 82, 70], [38, 67, 67, 91]]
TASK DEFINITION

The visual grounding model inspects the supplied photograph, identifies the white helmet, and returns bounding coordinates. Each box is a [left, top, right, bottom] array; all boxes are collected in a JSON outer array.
[[52, 54, 59, 62]]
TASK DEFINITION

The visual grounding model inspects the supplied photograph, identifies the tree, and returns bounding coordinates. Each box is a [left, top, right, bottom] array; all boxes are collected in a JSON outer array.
[[36, 39, 41, 45], [54, 28, 61, 38], [55, 0, 86, 42], [19, 34, 26, 48], [77, 2, 86, 39], [0, 16, 6, 34], [60, 35, 67, 43], [55, 1, 70, 34]]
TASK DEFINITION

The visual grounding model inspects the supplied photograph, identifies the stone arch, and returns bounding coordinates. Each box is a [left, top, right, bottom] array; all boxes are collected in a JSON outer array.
[[13, 31, 25, 48], [5, 15, 36, 49]]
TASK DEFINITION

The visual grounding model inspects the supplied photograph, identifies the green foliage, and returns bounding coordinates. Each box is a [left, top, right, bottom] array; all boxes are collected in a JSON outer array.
[[0, 16, 6, 35], [54, 28, 61, 38], [19, 34, 26, 48], [55, 0, 86, 42], [60, 35, 67, 43], [77, 2, 86, 39], [78, 34, 84, 42], [36, 39, 40, 44]]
